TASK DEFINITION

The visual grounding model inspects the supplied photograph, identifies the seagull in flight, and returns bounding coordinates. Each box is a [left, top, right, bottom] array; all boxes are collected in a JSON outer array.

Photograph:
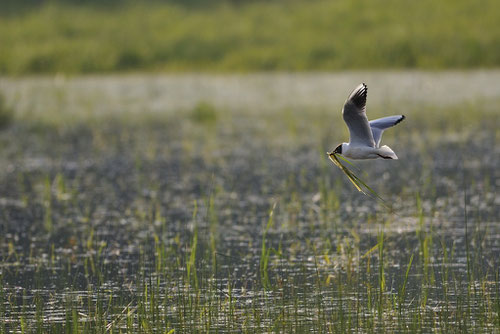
[[331, 83, 405, 160]]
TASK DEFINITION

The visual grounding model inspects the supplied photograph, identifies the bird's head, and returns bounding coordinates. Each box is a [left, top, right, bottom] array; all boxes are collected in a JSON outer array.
[[328, 144, 343, 158], [333, 144, 343, 155]]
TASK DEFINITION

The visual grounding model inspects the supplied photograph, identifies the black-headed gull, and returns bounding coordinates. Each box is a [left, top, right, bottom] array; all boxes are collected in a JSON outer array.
[[331, 83, 405, 160]]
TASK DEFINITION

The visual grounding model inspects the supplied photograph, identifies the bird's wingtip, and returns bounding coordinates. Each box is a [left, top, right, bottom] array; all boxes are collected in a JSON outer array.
[[395, 115, 406, 125], [348, 83, 368, 109]]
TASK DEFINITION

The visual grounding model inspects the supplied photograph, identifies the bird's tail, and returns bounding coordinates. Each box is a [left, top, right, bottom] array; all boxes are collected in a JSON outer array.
[[376, 145, 398, 160]]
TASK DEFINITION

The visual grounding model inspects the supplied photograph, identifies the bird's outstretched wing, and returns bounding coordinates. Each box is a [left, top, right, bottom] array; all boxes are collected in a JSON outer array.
[[369, 115, 405, 147], [342, 83, 375, 147]]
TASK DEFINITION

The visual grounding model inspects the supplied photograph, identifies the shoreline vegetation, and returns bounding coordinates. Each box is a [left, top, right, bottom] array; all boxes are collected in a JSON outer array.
[[1, 0, 500, 75]]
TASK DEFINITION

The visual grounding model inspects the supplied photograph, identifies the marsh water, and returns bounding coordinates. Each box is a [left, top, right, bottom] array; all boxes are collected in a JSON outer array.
[[0, 72, 499, 332]]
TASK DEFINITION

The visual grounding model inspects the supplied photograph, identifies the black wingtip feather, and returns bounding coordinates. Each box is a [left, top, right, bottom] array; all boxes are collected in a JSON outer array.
[[350, 83, 368, 109], [395, 115, 406, 125]]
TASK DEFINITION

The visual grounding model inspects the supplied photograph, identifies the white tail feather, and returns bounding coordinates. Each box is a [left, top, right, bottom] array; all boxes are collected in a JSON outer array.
[[377, 145, 398, 159]]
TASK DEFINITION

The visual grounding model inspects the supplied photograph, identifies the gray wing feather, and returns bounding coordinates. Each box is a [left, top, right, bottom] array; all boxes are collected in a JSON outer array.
[[342, 83, 376, 147], [369, 115, 405, 147]]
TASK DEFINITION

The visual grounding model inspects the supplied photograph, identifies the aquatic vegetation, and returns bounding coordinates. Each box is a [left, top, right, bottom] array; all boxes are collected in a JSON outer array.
[[328, 153, 384, 200], [0, 74, 498, 332], [0, 93, 13, 129]]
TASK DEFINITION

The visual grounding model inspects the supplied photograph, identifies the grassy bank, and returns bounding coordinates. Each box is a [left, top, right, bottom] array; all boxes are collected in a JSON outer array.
[[1, 0, 500, 74]]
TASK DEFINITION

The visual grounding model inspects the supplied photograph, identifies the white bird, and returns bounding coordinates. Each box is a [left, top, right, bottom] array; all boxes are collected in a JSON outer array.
[[331, 83, 405, 160]]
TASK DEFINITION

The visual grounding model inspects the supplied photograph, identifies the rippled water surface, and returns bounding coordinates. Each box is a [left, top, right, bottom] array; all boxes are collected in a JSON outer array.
[[0, 72, 499, 332]]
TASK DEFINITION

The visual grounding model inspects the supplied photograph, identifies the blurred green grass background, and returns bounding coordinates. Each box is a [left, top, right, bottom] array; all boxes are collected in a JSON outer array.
[[1, 0, 499, 74]]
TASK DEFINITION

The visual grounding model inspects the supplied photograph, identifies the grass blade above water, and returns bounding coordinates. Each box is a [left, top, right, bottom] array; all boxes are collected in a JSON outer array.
[[328, 152, 390, 210]]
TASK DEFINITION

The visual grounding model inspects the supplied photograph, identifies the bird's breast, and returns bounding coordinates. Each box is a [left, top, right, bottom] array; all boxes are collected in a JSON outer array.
[[343, 145, 379, 160]]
